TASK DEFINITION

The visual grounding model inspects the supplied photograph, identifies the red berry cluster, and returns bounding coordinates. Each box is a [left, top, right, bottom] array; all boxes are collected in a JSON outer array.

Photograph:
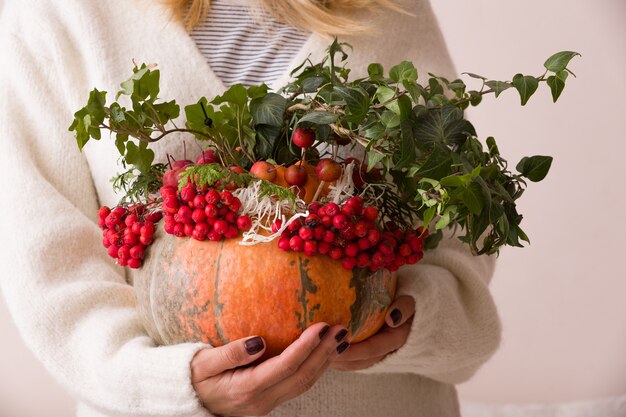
[[160, 184, 252, 242], [276, 196, 425, 272], [98, 205, 163, 269]]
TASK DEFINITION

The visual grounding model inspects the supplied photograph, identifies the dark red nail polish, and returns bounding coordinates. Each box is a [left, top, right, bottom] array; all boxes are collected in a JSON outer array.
[[245, 336, 264, 355], [335, 329, 348, 342], [337, 341, 350, 354], [390, 309, 402, 325], [319, 325, 330, 339]]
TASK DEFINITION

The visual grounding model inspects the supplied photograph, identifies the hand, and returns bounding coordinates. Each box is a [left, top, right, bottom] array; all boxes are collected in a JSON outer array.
[[191, 323, 350, 416], [330, 295, 415, 371]]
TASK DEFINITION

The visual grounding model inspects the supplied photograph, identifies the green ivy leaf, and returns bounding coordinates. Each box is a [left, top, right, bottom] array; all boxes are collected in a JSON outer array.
[[546, 70, 568, 102], [412, 105, 476, 150], [152, 100, 180, 124], [512, 74, 539, 105], [125, 140, 155, 175], [422, 205, 436, 227], [250, 93, 287, 127], [403, 80, 425, 103], [114, 134, 127, 155], [544, 51, 581, 72], [69, 88, 107, 150], [213, 83, 248, 107], [301, 77, 327, 93], [247, 84, 269, 99], [485, 80, 513, 98], [363, 122, 386, 141], [389, 61, 418, 84], [184, 97, 213, 140], [380, 110, 400, 128], [368, 63, 384, 78], [462, 72, 487, 81], [463, 182, 484, 215], [366, 151, 384, 171], [414, 144, 453, 180], [297, 111, 339, 125], [334, 86, 370, 125], [516, 155, 553, 182]]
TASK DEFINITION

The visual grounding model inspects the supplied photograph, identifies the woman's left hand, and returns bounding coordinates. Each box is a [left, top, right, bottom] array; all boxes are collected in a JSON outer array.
[[330, 295, 416, 371]]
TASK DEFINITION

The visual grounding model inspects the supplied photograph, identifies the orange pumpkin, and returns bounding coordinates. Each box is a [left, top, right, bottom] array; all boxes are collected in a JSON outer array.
[[134, 229, 397, 358]]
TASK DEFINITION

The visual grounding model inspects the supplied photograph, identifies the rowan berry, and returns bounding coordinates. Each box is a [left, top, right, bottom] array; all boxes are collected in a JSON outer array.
[[329, 247, 343, 260], [175, 206, 193, 225], [363, 206, 378, 222], [308, 202, 321, 214], [354, 221, 369, 238], [325, 203, 340, 217], [318, 241, 331, 254], [344, 243, 359, 258], [236, 215, 252, 231], [201, 189, 217, 204], [204, 204, 218, 218], [289, 236, 305, 252], [192, 208, 206, 224], [332, 214, 349, 230], [118, 245, 131, 261], [367, 229, 381, 245], [278, 236, 291, 251], [342, 257, 357, 270], [357, 237, 371, 252], [304, 240, 317, 256], [224, 211, 238, 224], [298, 226, 314, 241], [321, 215, 333, 228], [180, 184, 197, 203], [399, 244, 412, 257], [271, 219, 283, 233], [127, 258, 142, 269], [213, 220, 229, 235], [130, 245, 144, 260], [229, 197, 242, 212], [107, 245, 119, 259], [323, 230, 336, 243]]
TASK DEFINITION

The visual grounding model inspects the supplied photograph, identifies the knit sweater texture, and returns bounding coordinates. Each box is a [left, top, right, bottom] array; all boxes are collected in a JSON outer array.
[[0, 0, 502, 416]]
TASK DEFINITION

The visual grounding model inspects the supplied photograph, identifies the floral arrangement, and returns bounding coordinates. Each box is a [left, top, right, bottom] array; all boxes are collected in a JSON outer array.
[[69, 39, 579, 271]]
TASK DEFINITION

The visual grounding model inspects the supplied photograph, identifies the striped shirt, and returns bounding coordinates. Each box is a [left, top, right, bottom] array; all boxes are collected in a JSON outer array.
[[190, 0, 311, 87]]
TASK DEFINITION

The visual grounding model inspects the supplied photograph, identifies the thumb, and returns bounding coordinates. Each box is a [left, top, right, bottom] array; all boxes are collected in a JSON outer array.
[[191, 336, 266, 381], [385, 295, 415, 328]]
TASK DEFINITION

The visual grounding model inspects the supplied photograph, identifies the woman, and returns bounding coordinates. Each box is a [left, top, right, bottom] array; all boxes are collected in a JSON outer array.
[[0, 0, 501, 416]]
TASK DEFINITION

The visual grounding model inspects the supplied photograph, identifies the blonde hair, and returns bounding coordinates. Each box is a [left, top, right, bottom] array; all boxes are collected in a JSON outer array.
[[164, 0, 407, 36]]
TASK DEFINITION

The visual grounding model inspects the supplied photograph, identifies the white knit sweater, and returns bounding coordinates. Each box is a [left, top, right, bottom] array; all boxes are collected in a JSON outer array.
[[0, 1, 501, 416]]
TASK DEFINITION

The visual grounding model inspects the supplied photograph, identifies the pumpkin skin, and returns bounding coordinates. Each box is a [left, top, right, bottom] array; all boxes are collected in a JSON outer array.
[[133, 229, 397, 358]]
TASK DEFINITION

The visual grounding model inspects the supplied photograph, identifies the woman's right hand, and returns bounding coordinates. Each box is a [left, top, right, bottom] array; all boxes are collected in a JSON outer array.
[[191, 322, 349, 416]]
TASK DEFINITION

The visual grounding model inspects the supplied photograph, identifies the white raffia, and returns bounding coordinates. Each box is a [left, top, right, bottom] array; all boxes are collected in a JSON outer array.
[[232, 180, 308, 246], [327, 161, 356, 204]]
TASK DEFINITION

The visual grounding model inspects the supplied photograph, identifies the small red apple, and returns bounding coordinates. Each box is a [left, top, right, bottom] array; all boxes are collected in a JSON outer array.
[[250, 161, 277, 182], [195, 150, 220, 165], [171, 159, 194, 170], [292, 127, 315, 148], [162, 166, 190, 188], [285, 164, 308, 186], [316, 158, 342, 182]]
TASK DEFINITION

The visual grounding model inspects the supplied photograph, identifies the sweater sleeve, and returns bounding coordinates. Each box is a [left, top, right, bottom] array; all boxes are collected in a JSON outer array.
[[0, 4, 214, 417], [355, 227, 502, 384]]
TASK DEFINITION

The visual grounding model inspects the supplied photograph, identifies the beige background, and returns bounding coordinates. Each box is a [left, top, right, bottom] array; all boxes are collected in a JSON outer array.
[[1, 0, 625, 416]]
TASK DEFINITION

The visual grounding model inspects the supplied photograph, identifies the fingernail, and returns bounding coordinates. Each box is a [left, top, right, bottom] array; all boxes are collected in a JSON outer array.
[[245, 336, 264, 355], [390, 309, 402, 325], [337, 341, 350, 354], [335, 329, 348, 342], [319, 325, 330, 339]]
